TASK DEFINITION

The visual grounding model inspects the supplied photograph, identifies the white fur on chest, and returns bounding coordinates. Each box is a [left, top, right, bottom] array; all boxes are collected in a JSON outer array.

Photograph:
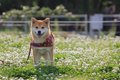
[[32, 47, 52, 54]]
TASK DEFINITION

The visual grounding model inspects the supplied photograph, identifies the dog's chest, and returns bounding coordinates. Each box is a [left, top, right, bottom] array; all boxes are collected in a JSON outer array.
[[31, 34, 54, 47], [31, 34, 54, 54], [33, 47, 52, 54]]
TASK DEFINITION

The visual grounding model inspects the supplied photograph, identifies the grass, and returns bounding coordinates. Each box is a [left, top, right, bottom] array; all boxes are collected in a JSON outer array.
[[0, 31, 120, 80]]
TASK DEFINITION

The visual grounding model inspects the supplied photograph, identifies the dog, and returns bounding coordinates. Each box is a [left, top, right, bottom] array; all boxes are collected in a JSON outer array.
[[30, 18, 54, 66]]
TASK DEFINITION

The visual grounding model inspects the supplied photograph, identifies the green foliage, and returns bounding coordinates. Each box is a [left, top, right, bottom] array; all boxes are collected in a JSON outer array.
[[114, 42, 120, 48], [53, 5, 68, 15], [2, 5, 40, 20], [2, 5, 71, 20], [1, 64, 36, 79], [2, 9, 22, 20], [37, 7, 52, 17]]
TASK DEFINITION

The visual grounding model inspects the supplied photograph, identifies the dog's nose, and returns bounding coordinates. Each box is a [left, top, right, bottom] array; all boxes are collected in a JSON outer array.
[[38, 31, 41, 35]]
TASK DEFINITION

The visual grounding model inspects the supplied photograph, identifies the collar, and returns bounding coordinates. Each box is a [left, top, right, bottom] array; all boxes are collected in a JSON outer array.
[[30, 34, 54, 47]]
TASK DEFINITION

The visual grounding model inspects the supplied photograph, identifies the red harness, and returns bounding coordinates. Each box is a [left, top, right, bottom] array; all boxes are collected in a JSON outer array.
[[30, 34, 54, 47], [27, 34, 54, 60]]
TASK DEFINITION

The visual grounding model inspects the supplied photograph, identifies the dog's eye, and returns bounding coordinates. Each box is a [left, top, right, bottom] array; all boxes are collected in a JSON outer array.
[[41, 27, 44, 29], [35, 26, 38, 29]]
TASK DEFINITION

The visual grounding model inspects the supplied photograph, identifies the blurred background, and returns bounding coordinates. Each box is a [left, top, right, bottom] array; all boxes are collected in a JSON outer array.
[[0, 0, 120, 37]]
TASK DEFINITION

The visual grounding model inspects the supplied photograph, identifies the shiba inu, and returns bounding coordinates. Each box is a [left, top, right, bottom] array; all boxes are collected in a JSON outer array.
[[30, 18, 54, 66]]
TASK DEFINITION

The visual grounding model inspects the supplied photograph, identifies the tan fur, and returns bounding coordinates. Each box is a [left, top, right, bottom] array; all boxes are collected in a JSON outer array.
[[31, 18, 54, 66]]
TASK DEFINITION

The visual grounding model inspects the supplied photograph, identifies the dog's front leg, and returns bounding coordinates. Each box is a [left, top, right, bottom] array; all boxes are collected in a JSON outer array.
[[32, 49, 41, 67], [43, 52, 51, 65], [50, 47, 54, 65]]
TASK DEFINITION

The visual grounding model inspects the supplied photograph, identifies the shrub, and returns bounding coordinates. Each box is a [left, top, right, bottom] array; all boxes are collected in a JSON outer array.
[[2, 5, 71, 20]]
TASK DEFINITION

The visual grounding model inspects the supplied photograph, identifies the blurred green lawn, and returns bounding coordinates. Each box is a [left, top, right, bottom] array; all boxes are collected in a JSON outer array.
[[0, 31, 120, 80]]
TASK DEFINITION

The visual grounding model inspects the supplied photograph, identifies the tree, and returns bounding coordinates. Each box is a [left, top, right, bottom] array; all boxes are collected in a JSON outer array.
[[0, 0, 120, 15]]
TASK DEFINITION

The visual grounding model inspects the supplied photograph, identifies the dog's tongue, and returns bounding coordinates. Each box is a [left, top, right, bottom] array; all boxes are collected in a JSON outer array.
[[37, 33, 43, 37], [38, 34, 41, 37], [38, 32, 41, 35]]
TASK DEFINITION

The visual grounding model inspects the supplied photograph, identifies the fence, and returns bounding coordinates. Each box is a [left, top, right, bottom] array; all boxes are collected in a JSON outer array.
[[0, 14, 120, 35], [0, 21, 29, 32], [50, 15, 88, 34]]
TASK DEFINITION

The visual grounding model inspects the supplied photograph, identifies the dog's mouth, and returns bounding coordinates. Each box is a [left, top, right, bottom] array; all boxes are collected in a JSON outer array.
[[37, 33, 44, 37], [32, 28, 48, 38]]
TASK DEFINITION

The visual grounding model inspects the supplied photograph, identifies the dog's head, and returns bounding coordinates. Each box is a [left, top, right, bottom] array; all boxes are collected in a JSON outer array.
[[31, 18, 50, 38]]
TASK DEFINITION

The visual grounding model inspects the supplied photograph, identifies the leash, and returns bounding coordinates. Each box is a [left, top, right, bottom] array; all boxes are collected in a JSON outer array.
[[27, 44, 31, 60]]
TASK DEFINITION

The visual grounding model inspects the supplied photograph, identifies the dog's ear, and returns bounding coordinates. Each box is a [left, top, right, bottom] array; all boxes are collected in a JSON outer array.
[[31, 18, 37, 24], [44, 18, 50, 25]]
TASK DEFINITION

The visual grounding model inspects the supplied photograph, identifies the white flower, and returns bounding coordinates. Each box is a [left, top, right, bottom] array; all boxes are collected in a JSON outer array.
[[112, 67, 119, 73]]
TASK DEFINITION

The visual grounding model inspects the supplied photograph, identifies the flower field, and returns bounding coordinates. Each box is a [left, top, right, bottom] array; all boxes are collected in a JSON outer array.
[[0, 31, 120, 80]]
